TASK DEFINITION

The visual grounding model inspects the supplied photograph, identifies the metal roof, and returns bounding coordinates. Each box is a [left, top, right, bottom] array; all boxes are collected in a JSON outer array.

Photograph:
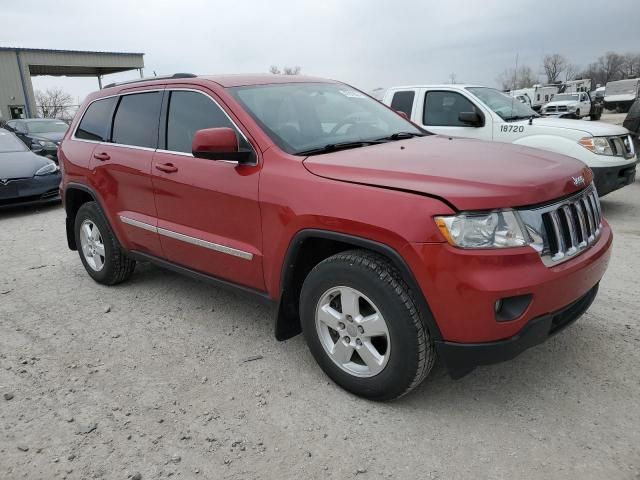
[[0, 46, 144, 56]]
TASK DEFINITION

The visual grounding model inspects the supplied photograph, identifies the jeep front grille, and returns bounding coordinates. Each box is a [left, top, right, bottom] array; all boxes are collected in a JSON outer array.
[[518, 185, 603, 267]]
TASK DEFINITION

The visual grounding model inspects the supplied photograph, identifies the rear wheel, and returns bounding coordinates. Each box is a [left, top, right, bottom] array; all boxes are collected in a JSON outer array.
[[299, 250, 435, 400], [74, 202, 136, 285]]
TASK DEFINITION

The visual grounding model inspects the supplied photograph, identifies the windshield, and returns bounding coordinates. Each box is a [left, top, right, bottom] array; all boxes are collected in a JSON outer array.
[[551, 94, 579, 102], [26, 120, 68, 134], [466, 87, 538, 121], [0, 131, 28, 153], [230, 83, 424, 155]]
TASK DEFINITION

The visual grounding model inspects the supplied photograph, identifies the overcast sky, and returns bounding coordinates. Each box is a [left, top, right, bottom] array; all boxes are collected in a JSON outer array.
[[3, 0, 638, 104]]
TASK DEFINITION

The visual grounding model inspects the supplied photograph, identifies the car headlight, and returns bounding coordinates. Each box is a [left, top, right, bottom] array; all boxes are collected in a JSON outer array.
[[567, 104, 577, 111], [579, 137, 614, 155], [34, 139, 57, 148], [35, 162, 60, 176], [435, 210, 529, 249]]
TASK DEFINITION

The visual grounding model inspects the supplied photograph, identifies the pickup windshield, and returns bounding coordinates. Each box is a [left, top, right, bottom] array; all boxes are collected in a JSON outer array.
[[550, 94, 579, 102], [466, 87, 539, 121], [230, 83, 425, 155]]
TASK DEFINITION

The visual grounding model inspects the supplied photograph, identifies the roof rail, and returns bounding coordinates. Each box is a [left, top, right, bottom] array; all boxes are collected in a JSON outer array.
[[102, 73, 197, 89]]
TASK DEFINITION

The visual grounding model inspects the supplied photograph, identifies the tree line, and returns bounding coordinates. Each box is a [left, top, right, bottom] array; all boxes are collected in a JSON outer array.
[[497, 51, 640, 90]]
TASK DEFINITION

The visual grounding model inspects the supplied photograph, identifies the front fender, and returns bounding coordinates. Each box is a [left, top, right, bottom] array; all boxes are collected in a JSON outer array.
[[513, 134, 594, 165]]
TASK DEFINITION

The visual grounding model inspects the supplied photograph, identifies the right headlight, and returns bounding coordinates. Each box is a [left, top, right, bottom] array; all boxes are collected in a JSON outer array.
[[435, 210, 529, 249], [579, 137, 613, 156]]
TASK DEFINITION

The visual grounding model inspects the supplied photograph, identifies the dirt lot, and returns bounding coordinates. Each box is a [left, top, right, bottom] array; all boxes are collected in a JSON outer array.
[[1, 178, 639, 480]]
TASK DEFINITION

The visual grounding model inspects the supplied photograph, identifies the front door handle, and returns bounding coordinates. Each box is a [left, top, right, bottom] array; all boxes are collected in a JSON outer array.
[[93, 152, 110, 161], [155, 163, 178, 173]]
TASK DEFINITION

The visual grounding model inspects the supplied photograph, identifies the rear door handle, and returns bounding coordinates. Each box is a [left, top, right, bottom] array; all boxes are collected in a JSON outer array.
[[93, 152, 110, 161], [155, 163, 178, 173]]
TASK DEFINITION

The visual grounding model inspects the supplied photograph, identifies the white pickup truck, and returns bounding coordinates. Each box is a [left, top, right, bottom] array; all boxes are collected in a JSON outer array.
[[382, 85, 637, 196], [540, 92, 602, 120]]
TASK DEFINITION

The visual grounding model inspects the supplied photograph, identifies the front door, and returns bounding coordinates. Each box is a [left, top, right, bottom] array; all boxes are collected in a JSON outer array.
[[419, 90, 492, 140], [151, 88, 264, 291]]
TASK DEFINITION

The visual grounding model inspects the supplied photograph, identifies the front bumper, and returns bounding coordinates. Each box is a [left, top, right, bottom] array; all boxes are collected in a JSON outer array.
[[592, 161, 637, 196], [435, 284, 599, 378], [0, 174, 62, 209]]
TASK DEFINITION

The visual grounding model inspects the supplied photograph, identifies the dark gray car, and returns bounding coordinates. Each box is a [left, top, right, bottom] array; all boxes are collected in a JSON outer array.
[[0, 128, 61, 209], [4, 118, 68, 161]]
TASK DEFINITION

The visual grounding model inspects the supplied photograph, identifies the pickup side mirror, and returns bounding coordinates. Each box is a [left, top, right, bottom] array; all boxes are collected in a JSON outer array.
[[192, 127, 254, 164], [458, 111, 483, 127]]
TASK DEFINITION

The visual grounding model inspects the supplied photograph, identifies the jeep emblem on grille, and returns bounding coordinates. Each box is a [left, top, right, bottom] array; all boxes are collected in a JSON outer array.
[[571, 175, 585, 187]]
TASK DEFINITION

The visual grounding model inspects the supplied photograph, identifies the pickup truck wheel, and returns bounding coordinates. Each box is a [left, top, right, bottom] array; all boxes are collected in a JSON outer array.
[[299, 250, 435, 400], [74, 201, 136, 285], [575, 109, 581, 118]]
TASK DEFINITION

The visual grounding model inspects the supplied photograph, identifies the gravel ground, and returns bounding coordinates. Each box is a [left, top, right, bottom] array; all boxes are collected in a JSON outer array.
[[1, 178, 639, 480]]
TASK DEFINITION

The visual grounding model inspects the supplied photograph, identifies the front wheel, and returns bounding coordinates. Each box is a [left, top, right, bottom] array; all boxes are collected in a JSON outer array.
[[575, 109, 581, 118], [299, 250, 435, 400]]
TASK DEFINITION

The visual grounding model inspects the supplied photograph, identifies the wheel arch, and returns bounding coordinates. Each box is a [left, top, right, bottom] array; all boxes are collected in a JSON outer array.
[[63, 183, 108, 251], [275, 229, 442, 342]]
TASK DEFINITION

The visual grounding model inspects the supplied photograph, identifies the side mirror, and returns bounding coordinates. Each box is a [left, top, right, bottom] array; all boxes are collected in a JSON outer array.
[[30, 142, 44, 154], [396, 110, 409, 119], [192, 127, 254, 164], [458, 111, 483, 127]]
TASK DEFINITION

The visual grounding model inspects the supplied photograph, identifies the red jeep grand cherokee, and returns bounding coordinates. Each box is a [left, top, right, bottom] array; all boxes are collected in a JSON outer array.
[[59, 74, 612, 400]]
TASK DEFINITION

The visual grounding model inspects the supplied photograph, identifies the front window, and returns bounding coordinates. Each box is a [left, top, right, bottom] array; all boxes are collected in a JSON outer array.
[[551, 94, 579, 102], [229, 83, 424, 155], [26, 120, 68, 134], [466, 87, 538, 121]]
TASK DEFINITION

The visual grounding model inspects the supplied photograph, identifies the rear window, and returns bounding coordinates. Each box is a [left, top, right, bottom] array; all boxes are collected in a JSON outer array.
[[76, 97, 116, 142], [112, 92, 163, 148], [390, 91, 415, 118]]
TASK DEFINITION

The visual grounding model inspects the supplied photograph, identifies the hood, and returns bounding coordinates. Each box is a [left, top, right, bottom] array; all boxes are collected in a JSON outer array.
[[303, 136, 592, 211], [0, 150, 54, 178], [515, 117, 629, 136], [30, 132, 65, 143]]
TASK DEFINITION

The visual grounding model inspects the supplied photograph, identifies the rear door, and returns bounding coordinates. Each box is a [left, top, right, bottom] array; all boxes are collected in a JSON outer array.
[[88, 89, 164, 256], [151, 88, 264, 291], [389, 90, 416, 119]]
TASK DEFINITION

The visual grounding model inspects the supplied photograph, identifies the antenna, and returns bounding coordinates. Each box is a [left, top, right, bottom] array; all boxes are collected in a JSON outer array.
[[511, 53, 518, 115]]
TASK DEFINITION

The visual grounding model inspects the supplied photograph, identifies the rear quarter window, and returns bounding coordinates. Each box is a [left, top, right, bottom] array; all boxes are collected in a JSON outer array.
[[75, 97, 117, 142]]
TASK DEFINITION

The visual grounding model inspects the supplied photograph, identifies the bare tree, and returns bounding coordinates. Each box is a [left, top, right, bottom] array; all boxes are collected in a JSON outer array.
[[35, 88, 74, 119], [269, 65, 301, 75], [542, 54, 568, 83], [448, 73, 458, 84], [563, 63, 578, 82], [597, 52, 625, 83], [621, 53, 640, 78], [497, 65, 537, 90]]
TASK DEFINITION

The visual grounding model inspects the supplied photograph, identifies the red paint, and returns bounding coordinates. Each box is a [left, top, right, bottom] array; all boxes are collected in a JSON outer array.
[[60, 75, 612, 346]]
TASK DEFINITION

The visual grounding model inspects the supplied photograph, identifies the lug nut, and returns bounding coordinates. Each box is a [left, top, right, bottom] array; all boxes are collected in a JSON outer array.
[[356, 338, 362, 346], [357, 326, 364, 334], [344, 336, 351, 344], [338, 322, 345, 330], [346, 315, 353, 322]]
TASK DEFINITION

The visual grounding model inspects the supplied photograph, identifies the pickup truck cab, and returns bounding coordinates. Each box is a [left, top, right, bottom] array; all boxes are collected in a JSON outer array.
[[61, 75, 612, 400], [541, 92, 601, 120], [383, 85, 636, 196]]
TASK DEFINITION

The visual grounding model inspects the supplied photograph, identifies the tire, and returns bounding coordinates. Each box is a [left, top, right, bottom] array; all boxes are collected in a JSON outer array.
[[299, 249, 435, 401], [74, 201, 136, 285], [575, 109, 581, 119]]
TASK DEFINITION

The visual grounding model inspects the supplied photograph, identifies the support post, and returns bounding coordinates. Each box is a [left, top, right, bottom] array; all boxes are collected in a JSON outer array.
[[139, 68, 144, 78], [97, 75, 102, 89]]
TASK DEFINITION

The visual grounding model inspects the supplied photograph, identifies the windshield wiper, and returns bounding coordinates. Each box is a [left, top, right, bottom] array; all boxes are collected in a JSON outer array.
[[504, 114, 540, 122], [296, 140, 385, 156], [375, 131, 426, 141]]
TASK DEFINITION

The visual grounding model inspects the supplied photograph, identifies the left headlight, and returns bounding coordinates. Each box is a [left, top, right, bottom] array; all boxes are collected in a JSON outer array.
[[35, 162, 60, 176], [34, 139, 57, 148], [579, 136, 614, 156], [435, 210, 529, 249]]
